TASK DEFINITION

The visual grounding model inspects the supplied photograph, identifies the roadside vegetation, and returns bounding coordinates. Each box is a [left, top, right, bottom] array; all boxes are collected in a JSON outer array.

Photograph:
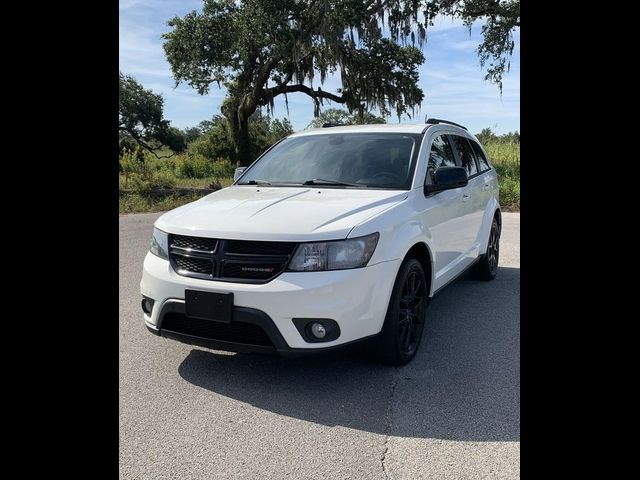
[[477, 129, 520, 210], [119, 123, 519, 214]]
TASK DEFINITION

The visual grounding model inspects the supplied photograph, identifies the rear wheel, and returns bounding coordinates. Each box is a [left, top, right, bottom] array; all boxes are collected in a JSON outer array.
[[471, 217, 500, 281], [377, 258, 428, 366]]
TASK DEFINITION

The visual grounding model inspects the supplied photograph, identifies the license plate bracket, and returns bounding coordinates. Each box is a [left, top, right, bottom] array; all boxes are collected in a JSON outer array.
[[184, 290, 233, 323]]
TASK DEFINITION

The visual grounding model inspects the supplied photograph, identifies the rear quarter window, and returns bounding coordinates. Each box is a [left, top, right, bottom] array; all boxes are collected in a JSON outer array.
[[469, 140, 491, 172]]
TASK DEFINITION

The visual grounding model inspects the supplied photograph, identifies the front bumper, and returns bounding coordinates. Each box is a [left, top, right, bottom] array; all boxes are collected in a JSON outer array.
[[140, 252, 400, 350]]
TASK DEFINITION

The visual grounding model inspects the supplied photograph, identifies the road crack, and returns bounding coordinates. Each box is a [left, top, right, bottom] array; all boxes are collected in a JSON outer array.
[[381, 371, 400, 479]]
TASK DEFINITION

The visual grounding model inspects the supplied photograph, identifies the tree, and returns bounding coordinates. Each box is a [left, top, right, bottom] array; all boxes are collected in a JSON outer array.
[[163, 126, 187, 153], [183, 126, 203, 144], [475, 127, 496, 144], [189, 111, 293, 162], [424, 1, 520, 92], [500, 131, 520, 143], [119, 72, 180, 157], [163, 1, 519, 165], [197, 115, 227, 135], [269, 118, 294, 142], [308, 108, 386, 128], [163, 0, 426, 165]]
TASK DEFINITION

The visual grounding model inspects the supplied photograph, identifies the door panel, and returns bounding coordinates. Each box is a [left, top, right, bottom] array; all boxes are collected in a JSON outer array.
[[448, 135, 484, 259], [417, 132, 470, 291]]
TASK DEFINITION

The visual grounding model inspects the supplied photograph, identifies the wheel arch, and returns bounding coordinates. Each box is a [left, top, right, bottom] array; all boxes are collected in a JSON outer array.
[[494, 207, 502, 234], [403, 241, 434, 297]]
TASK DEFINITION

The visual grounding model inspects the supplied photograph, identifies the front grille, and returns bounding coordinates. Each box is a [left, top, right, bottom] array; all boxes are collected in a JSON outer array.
[[174, 256, 213, 275], [161, 313, 274, 347], [172, 234, 217, 252], [168, 234, 297, 284], [226, 240, 296, 256]]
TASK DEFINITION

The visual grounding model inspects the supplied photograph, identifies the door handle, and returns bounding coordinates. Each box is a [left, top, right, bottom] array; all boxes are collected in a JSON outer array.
[[483, 183, 490, 190], [462, 194, 470, 202]]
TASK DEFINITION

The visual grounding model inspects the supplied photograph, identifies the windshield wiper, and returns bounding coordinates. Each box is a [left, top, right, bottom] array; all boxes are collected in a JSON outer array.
[[302, 178, 365, 187], [237, 179, 272, 185]]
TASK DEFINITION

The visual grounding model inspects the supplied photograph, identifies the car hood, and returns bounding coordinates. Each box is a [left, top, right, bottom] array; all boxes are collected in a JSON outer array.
[[155, 186, 408, 241]]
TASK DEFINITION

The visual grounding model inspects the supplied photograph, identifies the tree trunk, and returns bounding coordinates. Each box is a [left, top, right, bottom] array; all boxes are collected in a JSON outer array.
[[227, 110, 252, 166]]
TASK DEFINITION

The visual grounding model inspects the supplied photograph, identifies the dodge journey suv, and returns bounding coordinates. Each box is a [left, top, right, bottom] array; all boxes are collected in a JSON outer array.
[[140, 118, 500, 365]]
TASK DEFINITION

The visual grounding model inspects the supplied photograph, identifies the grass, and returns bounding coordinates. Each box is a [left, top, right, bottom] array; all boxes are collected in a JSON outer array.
[[118, 176, 234, 214], [484, 141, 520, 210], [119, 175, 234, 190], [119, 192, 208, 214]]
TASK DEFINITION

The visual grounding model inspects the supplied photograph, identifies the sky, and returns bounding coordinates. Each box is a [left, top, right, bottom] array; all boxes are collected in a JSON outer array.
[[119, 0, 520, 135]]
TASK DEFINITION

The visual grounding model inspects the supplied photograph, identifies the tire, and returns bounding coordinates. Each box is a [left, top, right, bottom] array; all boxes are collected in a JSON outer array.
[[376, 257, 429, 366], [470, 217, 500, 281]]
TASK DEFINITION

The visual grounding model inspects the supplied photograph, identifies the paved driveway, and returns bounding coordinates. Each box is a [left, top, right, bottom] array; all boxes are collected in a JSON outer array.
[[119, 212, 520, 479]]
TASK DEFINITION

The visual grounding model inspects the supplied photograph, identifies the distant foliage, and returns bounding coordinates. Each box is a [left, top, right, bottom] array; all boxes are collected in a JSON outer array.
[[186, 111, 294, 162], [308, 108, 386, 128], [163, 126, 187, 153], [188, 120, 234, 161], [183, 126, 203, 144], [119, 72, 187, 156], [475, 128, 520, 145], [173, 154, 235, 179]]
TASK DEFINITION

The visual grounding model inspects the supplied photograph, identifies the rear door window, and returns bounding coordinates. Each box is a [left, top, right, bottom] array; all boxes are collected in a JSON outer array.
[[450, 135, 478, 177], [426, 134, 457, 184]]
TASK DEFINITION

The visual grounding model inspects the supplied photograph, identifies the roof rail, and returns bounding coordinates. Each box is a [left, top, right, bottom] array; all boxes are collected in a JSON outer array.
[[321, 122, 345, 128], [424, 117, 468, 131]]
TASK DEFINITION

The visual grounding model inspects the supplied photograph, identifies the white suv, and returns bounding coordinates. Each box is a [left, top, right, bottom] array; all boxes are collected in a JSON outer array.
[[140, 119, 500, 365]]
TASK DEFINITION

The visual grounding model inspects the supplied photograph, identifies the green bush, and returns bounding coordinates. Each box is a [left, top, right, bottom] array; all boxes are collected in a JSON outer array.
[[172, 154, 235, 179], [173, 153, 208, 178], [210, 158, 235, 178], [129, 171, 176, 195], [498, 176, 520, 209]]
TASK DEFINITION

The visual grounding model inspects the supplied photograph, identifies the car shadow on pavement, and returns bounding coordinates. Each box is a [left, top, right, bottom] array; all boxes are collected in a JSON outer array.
[[178, 266, 520, 442]]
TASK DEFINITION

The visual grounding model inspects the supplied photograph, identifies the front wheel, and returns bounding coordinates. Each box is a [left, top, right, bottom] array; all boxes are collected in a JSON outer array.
[[470, 218, 500, 281], [376, 257, 428, 366]]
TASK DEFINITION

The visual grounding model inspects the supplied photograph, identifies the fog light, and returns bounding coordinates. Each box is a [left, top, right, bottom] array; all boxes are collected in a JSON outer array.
[[293, 318, 340, 343], [141, 297, 154, 315], [310, 322, 326, 339]]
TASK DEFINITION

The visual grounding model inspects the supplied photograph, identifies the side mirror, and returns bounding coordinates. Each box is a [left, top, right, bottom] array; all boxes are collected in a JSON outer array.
[[233, 167, 247, 182], [424, 166, 468, 195]]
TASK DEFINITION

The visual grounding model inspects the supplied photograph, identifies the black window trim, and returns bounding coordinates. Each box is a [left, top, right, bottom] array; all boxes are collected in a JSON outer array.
[[447, 134, 483, 180]]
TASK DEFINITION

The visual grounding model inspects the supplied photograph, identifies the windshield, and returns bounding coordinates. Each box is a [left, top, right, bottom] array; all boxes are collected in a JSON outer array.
[[237, 132, 422, 190]]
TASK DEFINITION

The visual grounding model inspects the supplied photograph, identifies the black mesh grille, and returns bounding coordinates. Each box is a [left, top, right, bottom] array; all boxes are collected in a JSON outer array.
[[169, 234, 297, 283], [222, 262, 286, 280], [172, 234, 217, 252], [161, 313, 274, 347], [226, 240, 297, 256], [174, 256, 213, 275]]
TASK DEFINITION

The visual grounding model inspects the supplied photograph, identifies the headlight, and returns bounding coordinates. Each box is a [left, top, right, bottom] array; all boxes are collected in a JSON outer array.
[[287, 233, 379, 271], [149, 227, 169, 259]]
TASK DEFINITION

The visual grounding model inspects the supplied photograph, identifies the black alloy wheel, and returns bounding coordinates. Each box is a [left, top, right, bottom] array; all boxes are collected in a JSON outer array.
[[377, 257, 428, 365], [470, 217, 500, 281]]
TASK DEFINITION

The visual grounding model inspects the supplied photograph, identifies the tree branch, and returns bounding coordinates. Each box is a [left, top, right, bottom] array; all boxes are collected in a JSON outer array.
[[261, 84, 346, 105], [120, 127, 176, 159]]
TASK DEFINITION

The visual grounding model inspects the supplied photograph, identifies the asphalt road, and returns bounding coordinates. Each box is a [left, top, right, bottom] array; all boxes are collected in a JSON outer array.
[[119, 212, 520, 479]]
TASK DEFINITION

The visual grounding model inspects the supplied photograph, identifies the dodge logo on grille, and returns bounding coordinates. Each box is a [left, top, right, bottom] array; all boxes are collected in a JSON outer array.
[[241, 266, 276, 273]]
